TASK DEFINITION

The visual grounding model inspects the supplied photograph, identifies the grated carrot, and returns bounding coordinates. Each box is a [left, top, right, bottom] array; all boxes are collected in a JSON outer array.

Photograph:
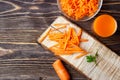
[[48, 24, 88, 58], [59, 0, 98, 20]]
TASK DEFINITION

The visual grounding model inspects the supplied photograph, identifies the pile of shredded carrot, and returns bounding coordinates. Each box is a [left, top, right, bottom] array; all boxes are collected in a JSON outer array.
[[48, 24, 88, 58], [60, 0, 98, 20]]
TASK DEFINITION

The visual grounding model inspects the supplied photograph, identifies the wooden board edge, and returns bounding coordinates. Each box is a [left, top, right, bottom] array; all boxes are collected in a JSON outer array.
[[37, 27, 51, 43]]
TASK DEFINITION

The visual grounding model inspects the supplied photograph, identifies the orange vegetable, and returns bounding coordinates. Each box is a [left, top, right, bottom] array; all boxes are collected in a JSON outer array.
[[78, 29, 82, 38], [51, 23, 67, 31], [63, 27, 72, 50], [93, 14, 117, 37], [53, 23, 68, 27], [59, 0, 98, 20], [52, 59, 70, 80], [75, 51, 88, 59], [48, 25, 88, 58], [79, 39, 88, 42]]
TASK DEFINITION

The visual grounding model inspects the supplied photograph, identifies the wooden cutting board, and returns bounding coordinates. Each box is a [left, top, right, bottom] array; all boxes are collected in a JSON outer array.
[[37, 16, 120, 80]]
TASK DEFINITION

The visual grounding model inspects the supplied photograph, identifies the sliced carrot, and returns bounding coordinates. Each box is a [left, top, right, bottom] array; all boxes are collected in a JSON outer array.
[[50, 46, 84, 55], [80, 39, 88, 42], [78, 29, 82, 39], [64, 27, 72, 50], [52, 59, 70, 80], [48, 32, 64, 41], [51, 24, 67, 31], [48, 24, 88, 58], [53, 23, 69, 27], [66, 47, 83, 51], [50, 43, 59, 48], [71, 28, 79, 45], [75, 51, 88, 59]]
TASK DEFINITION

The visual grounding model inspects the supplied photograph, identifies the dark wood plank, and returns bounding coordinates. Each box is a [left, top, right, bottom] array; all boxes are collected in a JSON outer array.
[[0, 0, 119, 80]]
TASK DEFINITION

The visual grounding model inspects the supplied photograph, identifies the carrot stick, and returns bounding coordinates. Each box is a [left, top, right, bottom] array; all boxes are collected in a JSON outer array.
[[71, 28, 79, 45], [80, 39, 88, 42], [48, 26, 88, 58], [50, 43, 59, 48], [51, 25, 67, 31], [52, 59, 70, 80], [78, 29, 82, 38], [63, 27, 72, 50], [75, 52, 88, 59], [53, 23, 69, 27]]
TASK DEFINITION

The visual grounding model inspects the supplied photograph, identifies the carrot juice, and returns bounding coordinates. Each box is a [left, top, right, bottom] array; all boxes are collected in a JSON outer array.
[[93, 14, 117, 37]]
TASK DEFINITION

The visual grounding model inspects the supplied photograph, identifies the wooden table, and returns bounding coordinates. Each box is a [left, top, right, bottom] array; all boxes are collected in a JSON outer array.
[[0, 0, 119, 80]]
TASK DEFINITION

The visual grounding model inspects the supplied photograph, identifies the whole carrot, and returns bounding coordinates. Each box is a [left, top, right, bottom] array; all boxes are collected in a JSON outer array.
[[52, 59, 70, 80]]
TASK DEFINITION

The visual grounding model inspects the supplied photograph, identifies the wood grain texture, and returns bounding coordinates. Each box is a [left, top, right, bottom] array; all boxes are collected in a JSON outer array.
[[0, 0, 119, 80]]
